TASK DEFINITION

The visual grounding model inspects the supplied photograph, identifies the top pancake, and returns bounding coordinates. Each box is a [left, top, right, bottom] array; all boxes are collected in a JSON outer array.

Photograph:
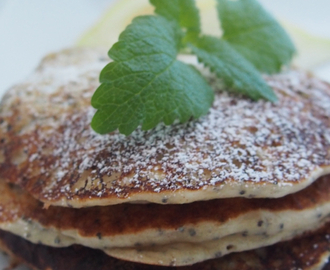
[[0, 48, 330, 207]]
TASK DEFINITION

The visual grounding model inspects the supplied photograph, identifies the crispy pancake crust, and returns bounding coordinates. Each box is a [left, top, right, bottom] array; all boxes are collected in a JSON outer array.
[[0, 48, 330, 207], [0, 224, 329, 270], [0, 176, 329, 239], [0, 176, 330, 265]]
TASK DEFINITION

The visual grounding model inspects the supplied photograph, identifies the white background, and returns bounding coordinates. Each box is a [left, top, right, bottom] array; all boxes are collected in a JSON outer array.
[[1, 0, 330, 96], [0, 1, 330, 269]]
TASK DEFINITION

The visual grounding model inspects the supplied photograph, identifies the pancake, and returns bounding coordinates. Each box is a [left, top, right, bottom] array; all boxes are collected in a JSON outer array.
[[0, 223, 329, 270], [0, 176, 329, 266], [0, 48, 330, 207]]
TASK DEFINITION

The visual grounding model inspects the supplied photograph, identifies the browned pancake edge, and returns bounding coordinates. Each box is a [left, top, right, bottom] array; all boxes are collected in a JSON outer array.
[[0, 49, 330, 207], [0, 223, 329, 270]]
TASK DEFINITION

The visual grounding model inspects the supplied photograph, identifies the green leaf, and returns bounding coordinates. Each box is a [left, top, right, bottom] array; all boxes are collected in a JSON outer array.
[[189, 36, 277, 101], [216, 0, 296, 74], [150, 0, 200, 42], [91, 16, 214, 135]]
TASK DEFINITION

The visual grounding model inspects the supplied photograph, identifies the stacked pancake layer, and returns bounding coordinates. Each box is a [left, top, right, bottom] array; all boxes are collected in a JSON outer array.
[[0, 225, 329, 270], [1, 49, 330, 208], [0, 48, 329, 269]]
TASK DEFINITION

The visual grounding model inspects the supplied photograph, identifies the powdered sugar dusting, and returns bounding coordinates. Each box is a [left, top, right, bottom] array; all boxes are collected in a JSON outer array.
[[0, 48, 330, 206]]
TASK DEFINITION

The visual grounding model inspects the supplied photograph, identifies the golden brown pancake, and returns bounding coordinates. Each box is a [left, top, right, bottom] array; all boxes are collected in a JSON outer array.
[[0, 175, 329, 266], [0, 223, 329, 270], [0, 48, 330, 207]]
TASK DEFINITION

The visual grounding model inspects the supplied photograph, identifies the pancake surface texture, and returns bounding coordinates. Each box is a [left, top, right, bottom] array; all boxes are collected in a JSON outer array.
[[0, 48, 330, 208]]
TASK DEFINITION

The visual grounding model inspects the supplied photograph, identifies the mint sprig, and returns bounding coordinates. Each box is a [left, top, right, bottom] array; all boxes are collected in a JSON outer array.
[[91, 0, 295, 135], [91, 16, 213, 135], [189, 36, 277, 101], [151, 0, 200, 43], [217, 0, 296, 73]]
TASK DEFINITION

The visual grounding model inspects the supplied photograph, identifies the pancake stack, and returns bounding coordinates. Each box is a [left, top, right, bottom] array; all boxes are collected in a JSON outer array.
[[0, 48, 330, 270]]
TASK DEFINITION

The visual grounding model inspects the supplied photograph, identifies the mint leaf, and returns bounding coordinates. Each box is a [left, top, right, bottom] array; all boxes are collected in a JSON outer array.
[[217, 0, 296, 74], [189, 36, 277, 101], [150, 0, 200, 42], [91, 0, 297, 135], [91, 16, 214, 135]]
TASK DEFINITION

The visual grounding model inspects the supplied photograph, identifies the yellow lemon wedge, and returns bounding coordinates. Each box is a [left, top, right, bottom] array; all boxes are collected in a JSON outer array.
[[78, 0, 153, 48], [77, 0, 330, 70], [281, 21, 330, 69], [77, 0, 221, 47]]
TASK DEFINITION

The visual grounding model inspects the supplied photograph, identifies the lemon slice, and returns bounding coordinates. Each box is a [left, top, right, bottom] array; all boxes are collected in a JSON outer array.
[[78, 0, 152, 48], [77, 0, 330, 70], [77, 0, 220, 47], [282, 21, 330, 69]]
